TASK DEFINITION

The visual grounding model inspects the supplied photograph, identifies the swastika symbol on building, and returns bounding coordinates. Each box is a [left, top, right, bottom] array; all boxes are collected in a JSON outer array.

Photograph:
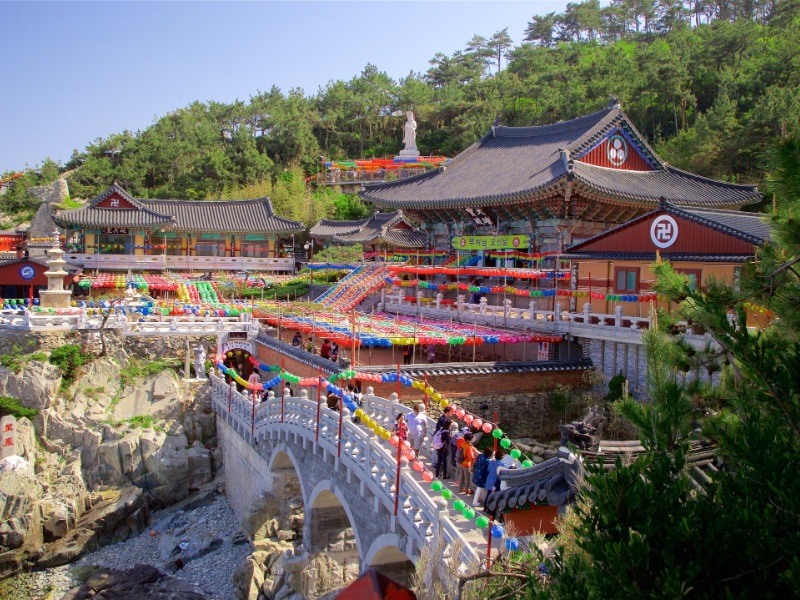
[[110, 198, 119, 207], [650, 215, 679, 249]]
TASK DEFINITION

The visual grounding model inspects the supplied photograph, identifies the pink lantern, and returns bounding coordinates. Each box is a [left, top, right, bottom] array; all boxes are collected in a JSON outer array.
[[389, 435, 400, 446], [482, 422, 493, 434], [412, 460, 424, 472], [404, 449, 416, 461], [464, 414, 474, 425], [422, 470, 434, 482], [455, 408, 465, 419], [473, 418, 483, 429], [401, 440, 411, 451]]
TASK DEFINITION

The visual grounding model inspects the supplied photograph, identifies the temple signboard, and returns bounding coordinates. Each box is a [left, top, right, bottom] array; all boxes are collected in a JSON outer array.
[[451, 235, 530, 250]]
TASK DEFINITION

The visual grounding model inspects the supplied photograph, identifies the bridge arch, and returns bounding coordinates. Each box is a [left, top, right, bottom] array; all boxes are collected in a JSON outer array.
[[365, 533, 417, 588], [306, 480, 362, 560], [268, 447, 305, 535]]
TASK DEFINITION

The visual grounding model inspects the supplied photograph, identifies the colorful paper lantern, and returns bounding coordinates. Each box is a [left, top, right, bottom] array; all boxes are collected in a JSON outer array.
[[500, 438, 512, 449], [462, 507, 476, 520], [522, 459, 534, 468], [431, 481, 443, 491], [442, 489, 453, 499], [453, 499, 466, 511], [476, 516, 489, 528], [482, 422, 493, 434], [492, 428, 504, 439]]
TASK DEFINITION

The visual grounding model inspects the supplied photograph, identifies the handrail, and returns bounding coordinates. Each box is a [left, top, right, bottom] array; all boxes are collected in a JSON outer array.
[[208, 372, 479, 569]]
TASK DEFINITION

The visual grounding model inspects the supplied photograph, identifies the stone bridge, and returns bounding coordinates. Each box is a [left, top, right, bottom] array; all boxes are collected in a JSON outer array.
[[210, 372, 484, 593]]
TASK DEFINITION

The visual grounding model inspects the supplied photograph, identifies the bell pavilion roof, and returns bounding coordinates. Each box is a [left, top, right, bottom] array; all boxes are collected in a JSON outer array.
[[361, 101, 761, 212], [54, 183, 304, 234], [310, 211, 427, 248]]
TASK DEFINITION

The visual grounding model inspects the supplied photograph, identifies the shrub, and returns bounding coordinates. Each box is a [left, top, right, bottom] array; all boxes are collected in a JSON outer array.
[[0, 396, 39, 420], [48, 344, 88, 384]]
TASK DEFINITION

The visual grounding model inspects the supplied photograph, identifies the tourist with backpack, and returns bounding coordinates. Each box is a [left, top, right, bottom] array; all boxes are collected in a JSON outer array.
[[472, 447, 493, 507], [456, 432, 478, 495]]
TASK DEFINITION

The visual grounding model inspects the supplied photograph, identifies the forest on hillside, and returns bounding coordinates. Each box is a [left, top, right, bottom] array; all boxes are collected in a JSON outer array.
[[3, 0, 800, 222]]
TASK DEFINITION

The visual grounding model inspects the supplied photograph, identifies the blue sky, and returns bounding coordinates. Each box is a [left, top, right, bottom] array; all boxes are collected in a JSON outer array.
[[1, 1, 569, 173]]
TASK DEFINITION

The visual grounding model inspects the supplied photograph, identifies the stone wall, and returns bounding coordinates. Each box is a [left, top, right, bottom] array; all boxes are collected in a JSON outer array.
[[216, 417, 272, 521]]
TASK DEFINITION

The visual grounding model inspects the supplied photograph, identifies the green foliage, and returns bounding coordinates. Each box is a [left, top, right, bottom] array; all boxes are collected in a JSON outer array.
[[605, 371, 626, 402], [243, 279, 310, 300], [125, 415, 153, 429], [332, 194, 370, 220], [119, 357, 181, 388], [48, 344, 89, 385], [0, 396, 39, 420], [313, 244, 364, 264]]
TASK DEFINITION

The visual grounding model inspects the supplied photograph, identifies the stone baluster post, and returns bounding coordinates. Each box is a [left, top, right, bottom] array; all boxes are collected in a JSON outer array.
[[614, 305, 623, 327], [555, 301, 562, 324], [529, 300, 537, 322], [457, 294, 465, 316], [583, 302, 592, 325], [435, 293, 442, 310], [417, 291, 423, 316]]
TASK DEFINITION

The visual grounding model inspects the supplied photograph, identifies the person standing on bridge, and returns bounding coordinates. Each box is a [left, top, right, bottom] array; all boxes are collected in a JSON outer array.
[[406, 404, 427, 456], [432, 407, 453, 479], [393, 412, 408, 441]]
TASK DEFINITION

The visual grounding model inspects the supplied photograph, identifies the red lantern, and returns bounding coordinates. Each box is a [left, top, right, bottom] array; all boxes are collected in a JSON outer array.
[[404, 449, 416, 461], [473, 418, 483, 429], [455, 408, 465, 419], [389, 435, 399, 446], [401, 440, 411, 451], [464, 414, 474, 425], [482, 422, 493, 434], [412, 460, 424, 472]]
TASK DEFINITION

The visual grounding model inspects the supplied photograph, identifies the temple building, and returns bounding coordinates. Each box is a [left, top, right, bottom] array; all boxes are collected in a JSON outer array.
[[361, 99, 761, 254], [565, 201, 771, 318], [53, 183, 304, 272], [309, 211, 427, 251]]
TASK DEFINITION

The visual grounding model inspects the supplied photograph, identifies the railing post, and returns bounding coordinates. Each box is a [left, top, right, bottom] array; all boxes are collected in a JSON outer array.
[[529, 300, 536, 322], [396, 364, 401, 399], [614, 305, 623, 327], [416, 291, 423, 316], [228, 377, 232, 416], [583, 302, 592, 324], [282, 389, 287, 424], [555, 301, 562, 323]]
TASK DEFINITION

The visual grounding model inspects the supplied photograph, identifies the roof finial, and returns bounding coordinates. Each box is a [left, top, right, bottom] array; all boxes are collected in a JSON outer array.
[[659, 196, 667, 209], [493, 115, 502, 127], [608, 95, 621, 109]]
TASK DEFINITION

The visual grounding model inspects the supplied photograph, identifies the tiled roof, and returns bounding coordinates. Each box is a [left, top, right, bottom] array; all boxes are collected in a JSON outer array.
[[567, 202, 771, 257], [361, 105, 761, 210], [321, 211, 428, 248], [53, 183, 304, 234], [360, 361, 590, 378], [138, 199, 303, 233], [571, 162, 760, 207], [310, 219, 368, 238]]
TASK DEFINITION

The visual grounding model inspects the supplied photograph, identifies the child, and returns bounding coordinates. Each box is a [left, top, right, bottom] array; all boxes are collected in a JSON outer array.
[[393, 412, 408, 441], [457, 432, 477, 495], [472, 447, 494, 507]]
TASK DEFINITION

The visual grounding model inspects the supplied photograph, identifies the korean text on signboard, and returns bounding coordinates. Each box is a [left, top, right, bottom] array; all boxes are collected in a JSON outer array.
[[451, 235, 530, 251], [101, 227, 129, 235]]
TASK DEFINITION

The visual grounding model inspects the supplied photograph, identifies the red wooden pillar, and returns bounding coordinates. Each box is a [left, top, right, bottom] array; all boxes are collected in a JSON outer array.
[[315, 369, 322, 443], [396, 364, 401, 398], [393, 438, 402, 516], [337, 396, 344, 458], [486, 514, 494, 569]]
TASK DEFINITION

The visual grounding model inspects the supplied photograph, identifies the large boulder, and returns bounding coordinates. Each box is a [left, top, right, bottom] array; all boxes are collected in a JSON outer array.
[[0, 456, 44, 577], [37, 486, 149, 568], [240, 493, 280, 540], [60, 564, 206, 600], [0, 361, 61, 411]]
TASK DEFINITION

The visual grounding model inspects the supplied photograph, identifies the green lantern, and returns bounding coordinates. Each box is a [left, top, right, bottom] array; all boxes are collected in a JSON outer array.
[[442, 489, 453, 499], [476, 516, 489, 528], [462, 507, 476, 520], [510, 448, 521, 459], [492, 428, 503, 439], [522, 459, 533, 468], [500, 438, 512, 449], [431, 481, 443, 491], [453, 499, 466, 511]]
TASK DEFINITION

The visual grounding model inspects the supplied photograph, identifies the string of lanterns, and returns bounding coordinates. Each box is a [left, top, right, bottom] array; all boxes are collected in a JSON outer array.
[[217, 357, 535, 546]]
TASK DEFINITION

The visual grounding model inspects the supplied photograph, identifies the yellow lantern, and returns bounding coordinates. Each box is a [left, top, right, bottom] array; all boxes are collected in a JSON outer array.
[[355, 408, 364, 418], [439, 400, 449, 410], [432, 392, 442, 402], [425, 386, 434, 395]]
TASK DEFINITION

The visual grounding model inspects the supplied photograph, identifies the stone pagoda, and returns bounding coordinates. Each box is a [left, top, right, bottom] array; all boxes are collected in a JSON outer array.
[[38, 229, 72, 309]]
